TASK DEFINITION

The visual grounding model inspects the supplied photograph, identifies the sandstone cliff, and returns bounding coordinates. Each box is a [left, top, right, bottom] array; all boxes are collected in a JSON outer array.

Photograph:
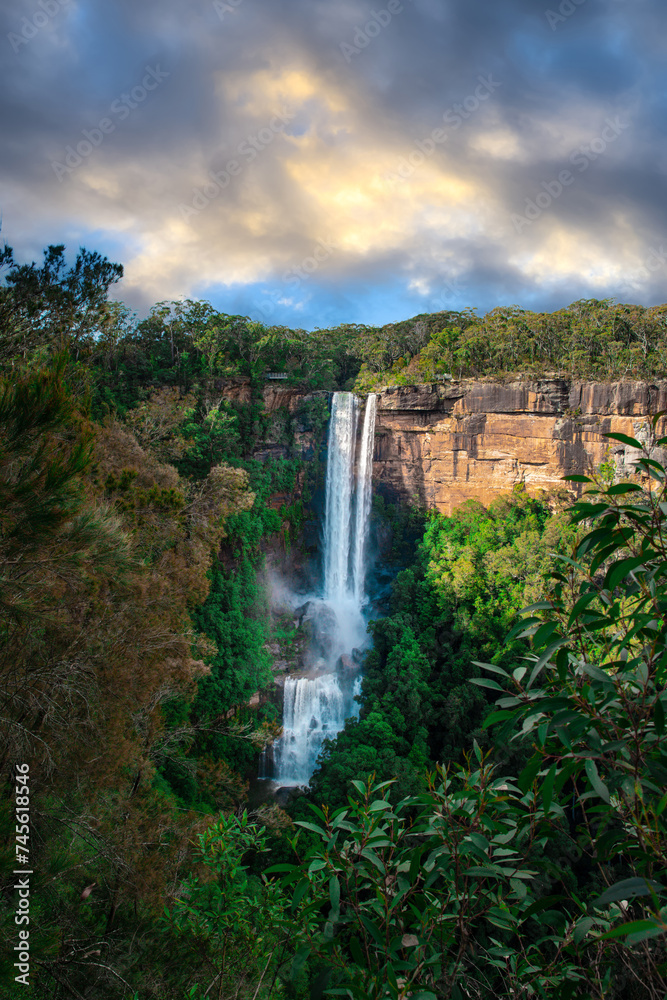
[[374, 379, 667, 513], [220, 377, 667, 515]]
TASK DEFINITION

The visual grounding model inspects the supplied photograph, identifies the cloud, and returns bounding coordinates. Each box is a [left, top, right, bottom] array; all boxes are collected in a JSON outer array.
[[1, 0, 666, 327]]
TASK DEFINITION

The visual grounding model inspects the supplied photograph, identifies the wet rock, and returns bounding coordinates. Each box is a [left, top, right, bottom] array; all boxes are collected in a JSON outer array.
[[301, 521, 320, 553], [337, 654, 357, 674], [293, 601, 312, 626], [302, 603, 339, 659]]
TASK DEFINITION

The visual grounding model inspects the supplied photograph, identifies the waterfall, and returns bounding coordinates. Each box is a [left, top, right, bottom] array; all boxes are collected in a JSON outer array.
[[323, 392, 358, 600], [271, 392, 377, 786], [352, 394, 377, 604], [274, 675, 347, 786]]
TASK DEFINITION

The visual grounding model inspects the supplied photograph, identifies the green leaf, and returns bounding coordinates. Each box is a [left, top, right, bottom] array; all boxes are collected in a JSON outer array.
[[573, 917, 596, 944], [584, 759, 610, 803], [464, 865, 505, 877], [518, 754, 542, 793], [594, 877, 663, 907], [372, 779, 398, 792], [598, 919, 663, 942], [469, 831, 490, 852], [522, 895, 565, 919], [510, 877, 527, 899], [541, 763, 557, 813], [605, 556, 647, 592], [563, 474, 592, 483], [566, 591, 599, 626], [603, 432, 644, 450], [331, 809, 350, 830], [531, 622, 560, 648], [360, 847, 385, 873], [291, 945, 311, 978], [474, 661, 511, 678], [310, 969, 332, 1000], [606, 482, 643, 495], [408, 845, 424, 885], [291, 878, 311, 911], [329, 876, 340, 916], [470, 677, 505, 692], [368, 799, 392, 812], [359, 914, 384, 945], [482, 710, 516, 728], [535, 636, 570, 669], [350, 936, 365, 966], [580, 662, 614, 687], [296, 821, 327, 838]]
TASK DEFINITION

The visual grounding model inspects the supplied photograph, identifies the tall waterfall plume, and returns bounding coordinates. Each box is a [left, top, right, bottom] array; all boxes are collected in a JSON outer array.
[[271, 391, 377, 786], [323, 392, 358, 600], [352, 394, 377, 604]]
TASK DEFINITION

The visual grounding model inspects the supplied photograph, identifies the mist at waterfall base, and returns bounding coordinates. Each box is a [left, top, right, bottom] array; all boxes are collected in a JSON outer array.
[[262, 393, 377, 789]]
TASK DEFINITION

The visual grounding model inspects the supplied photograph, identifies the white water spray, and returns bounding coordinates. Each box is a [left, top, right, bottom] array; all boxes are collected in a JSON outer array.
[[323, 392, 358, 600], [273, 675, 345, 786], [352, 393, 377, 604], [272, 392, 377, 786]]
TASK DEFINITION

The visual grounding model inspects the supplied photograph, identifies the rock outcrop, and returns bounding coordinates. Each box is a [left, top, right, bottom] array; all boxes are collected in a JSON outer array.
[[219, 376, 667, 514], [374, 379, 667, 513]]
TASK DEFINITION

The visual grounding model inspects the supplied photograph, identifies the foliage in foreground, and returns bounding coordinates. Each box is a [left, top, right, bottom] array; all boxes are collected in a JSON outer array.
[[274, 426, 667, 999]]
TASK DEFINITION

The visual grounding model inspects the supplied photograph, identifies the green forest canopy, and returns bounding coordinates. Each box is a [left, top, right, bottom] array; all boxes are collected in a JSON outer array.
[[3, 245, 666, 412]]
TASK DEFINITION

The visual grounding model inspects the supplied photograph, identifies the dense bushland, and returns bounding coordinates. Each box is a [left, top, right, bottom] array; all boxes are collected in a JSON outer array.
[[1, 242, 667, 998]]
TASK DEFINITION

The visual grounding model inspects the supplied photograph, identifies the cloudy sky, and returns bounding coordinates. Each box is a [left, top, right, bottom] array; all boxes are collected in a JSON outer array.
[[2, 0, 666, 328]]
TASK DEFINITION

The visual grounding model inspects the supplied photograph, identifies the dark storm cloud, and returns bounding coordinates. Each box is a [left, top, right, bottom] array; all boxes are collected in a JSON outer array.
[[1, 0, 666, 326]]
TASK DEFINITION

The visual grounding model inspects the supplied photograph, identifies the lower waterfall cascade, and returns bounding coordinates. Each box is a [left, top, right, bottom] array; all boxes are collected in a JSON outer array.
[[269, 392, 377, 786]]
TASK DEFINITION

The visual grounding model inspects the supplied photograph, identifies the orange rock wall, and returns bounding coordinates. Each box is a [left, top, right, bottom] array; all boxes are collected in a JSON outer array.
[[373, 379, 667, 513]]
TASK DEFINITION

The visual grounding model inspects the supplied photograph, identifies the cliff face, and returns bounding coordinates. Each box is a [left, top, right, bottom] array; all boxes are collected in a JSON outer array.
[[219, 377, 667, 514], [374, 379, 667, 513]]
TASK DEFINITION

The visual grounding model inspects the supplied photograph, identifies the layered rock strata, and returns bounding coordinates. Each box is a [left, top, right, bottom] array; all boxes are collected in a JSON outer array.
[[373, 379, 667, 513]]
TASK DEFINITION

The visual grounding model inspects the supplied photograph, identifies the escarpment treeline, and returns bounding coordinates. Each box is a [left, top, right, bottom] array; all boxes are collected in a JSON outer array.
[[2, 242, 667, 999]]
